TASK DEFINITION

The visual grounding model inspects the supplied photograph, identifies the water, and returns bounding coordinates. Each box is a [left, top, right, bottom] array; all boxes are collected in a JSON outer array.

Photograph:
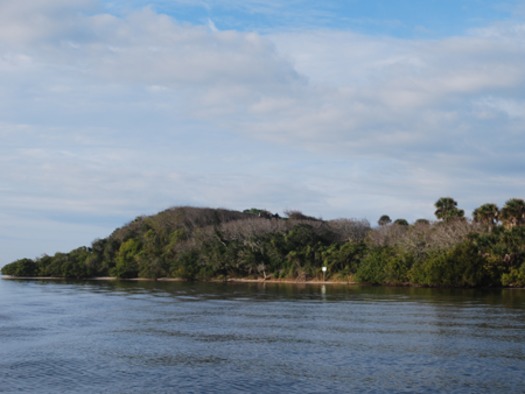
[[1, 279, 524, 393]]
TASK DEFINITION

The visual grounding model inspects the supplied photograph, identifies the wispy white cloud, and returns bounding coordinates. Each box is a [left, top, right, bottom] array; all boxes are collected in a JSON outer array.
[[262, 27, 525, 158], [0, 0, 99, 46]]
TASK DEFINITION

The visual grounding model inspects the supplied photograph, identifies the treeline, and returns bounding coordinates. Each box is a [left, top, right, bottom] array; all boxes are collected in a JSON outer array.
[[2, 198, 525, 287]]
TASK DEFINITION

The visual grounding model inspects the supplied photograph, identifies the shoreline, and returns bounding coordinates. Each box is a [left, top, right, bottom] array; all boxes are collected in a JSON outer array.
[[0, 275, 357, 285], [2, 275, 522, 289]]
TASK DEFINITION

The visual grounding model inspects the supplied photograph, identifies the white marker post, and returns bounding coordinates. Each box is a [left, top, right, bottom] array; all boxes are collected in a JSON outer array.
[[322, 266, 327, 282]]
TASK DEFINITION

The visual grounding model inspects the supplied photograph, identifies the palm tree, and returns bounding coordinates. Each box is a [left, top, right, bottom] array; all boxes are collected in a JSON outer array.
[[500, 198, 525, 228], [434, 197, 465, 222], [472, 203, 499, 230], [378, 215, 392, 226]]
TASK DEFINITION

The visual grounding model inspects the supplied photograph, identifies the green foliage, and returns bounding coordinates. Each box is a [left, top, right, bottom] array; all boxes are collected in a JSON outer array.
[[473, 203, 499, 229], [111, 239, 140, 278], [434, 197, 465, 222], [168, 249, 200, 280], [321, 241, 365, 278], [501, 263, 525, 287], [1, 258, 38, 276], [356, 247, 391, 284], [356, 246, 412, 285], [409, 242, 488, 287], [500, 198, 525, 228]]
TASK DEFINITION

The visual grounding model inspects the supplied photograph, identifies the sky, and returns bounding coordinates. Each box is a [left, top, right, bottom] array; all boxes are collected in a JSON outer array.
[[1, 0, 525, 266]]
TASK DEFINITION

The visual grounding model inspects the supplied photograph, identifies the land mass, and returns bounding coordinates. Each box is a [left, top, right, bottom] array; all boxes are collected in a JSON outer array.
[[2, 198, 525, 287]]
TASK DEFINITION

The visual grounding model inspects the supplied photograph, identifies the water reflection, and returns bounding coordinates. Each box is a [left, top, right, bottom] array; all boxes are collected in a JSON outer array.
[[4, 277, 525, 306]]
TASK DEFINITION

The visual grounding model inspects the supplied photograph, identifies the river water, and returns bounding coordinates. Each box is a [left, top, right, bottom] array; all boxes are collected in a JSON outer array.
[[1, 279, 524, 393]]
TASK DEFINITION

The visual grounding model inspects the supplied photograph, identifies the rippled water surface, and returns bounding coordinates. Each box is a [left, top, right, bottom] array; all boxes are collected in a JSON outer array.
[[1, 279, 524, 393]]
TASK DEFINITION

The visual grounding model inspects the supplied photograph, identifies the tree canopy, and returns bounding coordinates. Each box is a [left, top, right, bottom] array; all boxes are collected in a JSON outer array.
[[434, 197, 465, 222], [2, 198, 525, 288]]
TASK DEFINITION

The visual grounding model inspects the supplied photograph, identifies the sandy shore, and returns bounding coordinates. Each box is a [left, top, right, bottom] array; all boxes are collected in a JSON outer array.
[[223, 278, 357, 285], [1, 275, 356, 285]]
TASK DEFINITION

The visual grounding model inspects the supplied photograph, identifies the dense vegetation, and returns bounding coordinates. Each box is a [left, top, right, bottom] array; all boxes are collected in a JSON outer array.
[[3, 198, 525, 287]]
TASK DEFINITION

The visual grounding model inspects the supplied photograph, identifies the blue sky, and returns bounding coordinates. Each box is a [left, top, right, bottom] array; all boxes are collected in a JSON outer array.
[[1, 0, 525, 266], [104, 0, 520, 36]]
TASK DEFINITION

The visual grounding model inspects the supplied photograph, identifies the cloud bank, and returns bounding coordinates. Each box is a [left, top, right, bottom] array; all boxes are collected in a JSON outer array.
[[1, 1, 525, 264]]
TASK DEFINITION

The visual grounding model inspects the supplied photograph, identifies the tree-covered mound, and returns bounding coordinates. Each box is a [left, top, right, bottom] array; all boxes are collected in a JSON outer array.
[[2, 198, 525, 287]]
